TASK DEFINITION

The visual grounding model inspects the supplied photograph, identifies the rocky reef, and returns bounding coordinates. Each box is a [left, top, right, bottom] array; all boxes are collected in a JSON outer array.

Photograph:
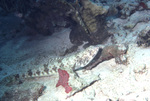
[[137, 26, 150, 47], [69, 0, 110, 45]]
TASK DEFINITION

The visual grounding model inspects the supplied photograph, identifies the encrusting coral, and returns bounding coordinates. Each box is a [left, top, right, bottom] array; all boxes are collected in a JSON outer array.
[[68, 0, 109, 45], [56, 69, 72, 93]]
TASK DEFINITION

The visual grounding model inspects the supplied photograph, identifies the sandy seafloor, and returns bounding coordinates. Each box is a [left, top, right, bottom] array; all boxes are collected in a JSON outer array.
[[1, 3, 150, 101]]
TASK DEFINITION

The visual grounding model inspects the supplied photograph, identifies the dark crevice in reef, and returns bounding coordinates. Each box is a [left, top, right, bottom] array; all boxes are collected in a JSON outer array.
[[0, 67, 2, 71], [23, 0, 73, 36], [0, 0, 111, 46], [0, 0, 35, 15]]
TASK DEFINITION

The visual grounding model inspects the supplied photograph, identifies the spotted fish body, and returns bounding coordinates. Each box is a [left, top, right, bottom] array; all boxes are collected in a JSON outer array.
[[0, 45, 100, 84], [26, 45, 99, 77]]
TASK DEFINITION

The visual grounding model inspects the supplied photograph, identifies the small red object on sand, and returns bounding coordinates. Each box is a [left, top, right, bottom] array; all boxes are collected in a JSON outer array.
[[56, 69, 72, 93], [139, 2, 148, 9]]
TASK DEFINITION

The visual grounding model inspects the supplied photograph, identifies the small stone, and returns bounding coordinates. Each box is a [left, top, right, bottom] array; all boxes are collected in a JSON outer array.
[[134, 64, 146, 74], [117, 55, 127, 65], [147, 1, 150, 9], [118, 44, 128, 52]]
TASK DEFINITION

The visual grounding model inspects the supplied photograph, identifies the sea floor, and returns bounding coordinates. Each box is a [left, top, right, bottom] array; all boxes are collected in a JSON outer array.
[[0, 8, 150, 101]]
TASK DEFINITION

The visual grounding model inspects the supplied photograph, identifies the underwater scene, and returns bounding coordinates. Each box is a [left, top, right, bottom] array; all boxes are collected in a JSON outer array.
[[0, 0, 150, 100]]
